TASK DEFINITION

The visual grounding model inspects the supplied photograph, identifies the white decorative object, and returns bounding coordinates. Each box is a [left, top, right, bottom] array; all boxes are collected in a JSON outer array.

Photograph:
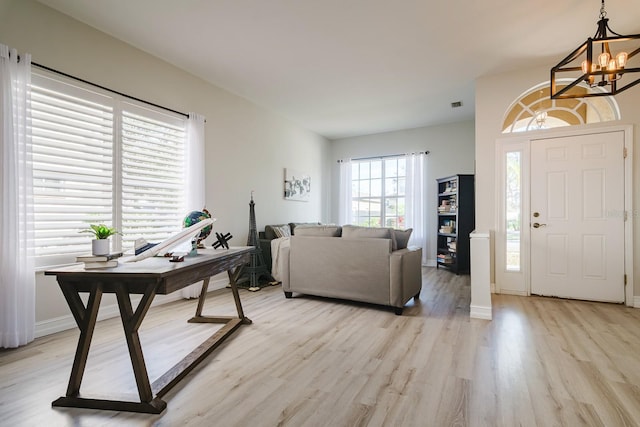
[[123, 218, 215, 263], [92, 239, 110, 256]]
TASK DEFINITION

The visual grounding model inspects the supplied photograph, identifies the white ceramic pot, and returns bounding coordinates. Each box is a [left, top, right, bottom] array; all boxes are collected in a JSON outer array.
[[92, 239, 110, 256]]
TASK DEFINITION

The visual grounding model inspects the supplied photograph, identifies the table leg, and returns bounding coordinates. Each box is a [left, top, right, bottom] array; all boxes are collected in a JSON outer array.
[[228, 270, 252, 325], [188, 271, 251, 325], [114, 284, 156, 403], [58, 283, 103, 397]]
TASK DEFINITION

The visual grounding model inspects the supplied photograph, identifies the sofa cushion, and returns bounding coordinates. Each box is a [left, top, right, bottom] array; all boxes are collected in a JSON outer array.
[[265, 224, 291, 239], [341, 225, 392, 239], [391, 228, 413, 251], [294, 225, 342, 237], [289, 222, 321, 235]]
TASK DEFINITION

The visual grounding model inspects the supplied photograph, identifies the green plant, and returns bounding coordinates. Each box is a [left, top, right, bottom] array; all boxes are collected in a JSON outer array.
[[80, 224, 121, 240]]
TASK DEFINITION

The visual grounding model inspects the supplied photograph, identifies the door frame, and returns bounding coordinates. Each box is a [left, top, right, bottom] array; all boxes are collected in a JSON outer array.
[[495, 123, 634, 305]]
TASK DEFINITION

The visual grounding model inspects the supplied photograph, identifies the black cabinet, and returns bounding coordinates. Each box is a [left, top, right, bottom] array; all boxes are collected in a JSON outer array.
[[436, 175, 475, 274]]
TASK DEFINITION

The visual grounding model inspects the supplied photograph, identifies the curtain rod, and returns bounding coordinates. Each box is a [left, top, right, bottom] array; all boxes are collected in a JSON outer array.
[[337, 151, 429, 163], [31, 62, 190, 119]]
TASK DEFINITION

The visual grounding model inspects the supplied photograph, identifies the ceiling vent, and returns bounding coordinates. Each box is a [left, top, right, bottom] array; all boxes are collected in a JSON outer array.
[[451, 101, 463, 108]]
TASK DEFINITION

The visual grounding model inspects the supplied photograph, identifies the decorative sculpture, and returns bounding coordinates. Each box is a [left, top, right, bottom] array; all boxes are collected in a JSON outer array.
[[233, 192, 275, 291], [212, 232, 233, 249]]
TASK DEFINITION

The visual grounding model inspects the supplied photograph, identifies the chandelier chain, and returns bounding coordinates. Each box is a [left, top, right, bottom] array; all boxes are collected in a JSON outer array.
[[599, 0, 607, 19]]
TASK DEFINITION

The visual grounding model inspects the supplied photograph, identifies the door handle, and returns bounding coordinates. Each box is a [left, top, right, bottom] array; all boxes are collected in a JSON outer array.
[[532, 222, 547, 228]]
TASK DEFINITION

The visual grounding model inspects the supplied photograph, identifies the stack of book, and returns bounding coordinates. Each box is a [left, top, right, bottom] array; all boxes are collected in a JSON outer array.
[[76, 252, 123, 269]]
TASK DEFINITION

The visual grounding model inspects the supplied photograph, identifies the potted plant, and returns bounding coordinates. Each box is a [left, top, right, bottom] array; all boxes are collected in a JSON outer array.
[[81, 224, 121, 256]]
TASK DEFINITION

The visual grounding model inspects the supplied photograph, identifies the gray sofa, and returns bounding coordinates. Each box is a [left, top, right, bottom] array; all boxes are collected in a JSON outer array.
[[272, 225, 422, 315]]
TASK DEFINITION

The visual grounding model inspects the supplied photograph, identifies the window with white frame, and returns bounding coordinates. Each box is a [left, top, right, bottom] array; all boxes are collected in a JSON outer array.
[[350, 157, 406, 228], [30, 72, 187, 267]]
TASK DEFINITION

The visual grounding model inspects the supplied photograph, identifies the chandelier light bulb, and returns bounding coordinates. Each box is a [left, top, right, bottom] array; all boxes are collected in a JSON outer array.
[[608, 58, 617, 71], [598, 52, 611, 68], [581, 60, 589, 74], [616, 51, 628, 68]]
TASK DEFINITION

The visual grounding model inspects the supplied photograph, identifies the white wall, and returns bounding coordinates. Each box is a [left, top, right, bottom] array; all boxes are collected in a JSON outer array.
[[475, 64, 639, 298], [0, 0, 331, 332], [330, 121, 475, 264]]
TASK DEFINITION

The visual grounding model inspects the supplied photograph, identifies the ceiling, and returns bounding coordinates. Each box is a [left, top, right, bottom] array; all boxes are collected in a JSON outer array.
[[37, 0, 640, 139]]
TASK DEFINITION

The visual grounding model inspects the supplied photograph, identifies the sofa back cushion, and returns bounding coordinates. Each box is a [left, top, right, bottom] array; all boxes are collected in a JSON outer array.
[[294, 225, 342, 237], [289, 222, 321, 235], [341, 225, 392, 240]]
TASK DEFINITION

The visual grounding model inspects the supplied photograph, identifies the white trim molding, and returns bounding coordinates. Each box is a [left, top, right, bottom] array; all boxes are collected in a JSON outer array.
[[470, 230, 492, 320]]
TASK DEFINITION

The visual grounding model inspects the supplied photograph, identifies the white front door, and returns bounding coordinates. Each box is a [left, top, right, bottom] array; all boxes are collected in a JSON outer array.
[[530, 131, 625, 302]]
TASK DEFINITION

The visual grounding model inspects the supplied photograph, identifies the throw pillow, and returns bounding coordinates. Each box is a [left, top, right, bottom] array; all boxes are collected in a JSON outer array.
[[264, 224, 290, 240], [391, 228, 413, 251], [272, 225, 292, 238], [341, 225, 392, 239]]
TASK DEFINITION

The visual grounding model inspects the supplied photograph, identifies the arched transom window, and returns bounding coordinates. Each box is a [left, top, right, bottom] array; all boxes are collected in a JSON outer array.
[[502, 82, 620, 133]]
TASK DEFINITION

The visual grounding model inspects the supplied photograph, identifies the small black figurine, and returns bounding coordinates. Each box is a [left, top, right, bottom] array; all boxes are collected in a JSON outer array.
[[212, 232, 233, 249]]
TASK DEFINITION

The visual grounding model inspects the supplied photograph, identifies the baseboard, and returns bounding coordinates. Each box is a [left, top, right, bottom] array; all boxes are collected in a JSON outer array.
[[490, 282, 496, 293], [634, 296, 640, 308], [35, 276, 229, 338], [425, 259, 437, 267], [496, 289, 528, 296], [470, 305, 492, 320]]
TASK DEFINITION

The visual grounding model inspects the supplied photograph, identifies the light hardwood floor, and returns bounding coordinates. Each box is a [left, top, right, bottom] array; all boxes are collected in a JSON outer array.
[[2, 268, 640, 427]]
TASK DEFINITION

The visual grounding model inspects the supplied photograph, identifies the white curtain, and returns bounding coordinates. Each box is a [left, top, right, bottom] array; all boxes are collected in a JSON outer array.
[[182, 113, 206, 298], [338, 159, 352, 225], [405, 152, 427, 264], [0, 45, 35, 348]]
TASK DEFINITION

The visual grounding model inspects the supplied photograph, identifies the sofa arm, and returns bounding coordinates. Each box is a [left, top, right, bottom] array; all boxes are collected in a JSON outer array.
[[259, 238, 273, 269], [271, 237, 290, 287], [389, 247, 422, 307]]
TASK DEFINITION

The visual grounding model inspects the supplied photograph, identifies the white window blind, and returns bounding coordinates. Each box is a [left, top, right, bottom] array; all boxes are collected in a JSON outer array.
[[121, 106, 186, 250], [30, 72, 187, 268]]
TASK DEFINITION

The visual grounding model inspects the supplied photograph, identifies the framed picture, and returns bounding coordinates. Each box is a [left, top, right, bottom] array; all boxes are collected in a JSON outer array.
[[284, 168, 311, 202]]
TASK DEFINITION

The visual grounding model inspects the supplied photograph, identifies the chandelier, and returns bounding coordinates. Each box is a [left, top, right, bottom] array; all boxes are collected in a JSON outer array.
[[550, 0, 640, 99]]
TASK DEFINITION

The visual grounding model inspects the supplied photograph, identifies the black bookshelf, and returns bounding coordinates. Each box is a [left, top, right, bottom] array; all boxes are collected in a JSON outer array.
[[436, 175, 475, 274]]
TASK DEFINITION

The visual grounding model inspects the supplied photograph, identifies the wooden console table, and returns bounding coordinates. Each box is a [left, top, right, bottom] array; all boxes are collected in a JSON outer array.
[[45, 247, 254, 414]]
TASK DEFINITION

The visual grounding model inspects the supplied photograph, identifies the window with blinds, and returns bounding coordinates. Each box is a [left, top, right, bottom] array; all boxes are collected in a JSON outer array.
[[31, 73, 187, 268]]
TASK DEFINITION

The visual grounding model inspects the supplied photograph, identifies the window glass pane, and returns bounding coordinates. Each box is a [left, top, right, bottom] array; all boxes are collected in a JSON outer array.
[[397, 177, 406, 196], [386, 217, 398, 228], [370, 178, 382, 197], [385, 178, 398, 196], [385, 198, 397, 216], [359, 180, 370, 197], [370, 160, 382, 179], [506, 151, 521, 271], [385, 158, 398, 177], [369, 197, 382, 218], [351, 163, 359, 180], [360, 162, 370, 180]]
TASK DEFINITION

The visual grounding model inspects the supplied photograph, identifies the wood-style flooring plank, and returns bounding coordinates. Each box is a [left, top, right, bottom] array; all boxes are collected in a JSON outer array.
[[2, 268, 640, 427]]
